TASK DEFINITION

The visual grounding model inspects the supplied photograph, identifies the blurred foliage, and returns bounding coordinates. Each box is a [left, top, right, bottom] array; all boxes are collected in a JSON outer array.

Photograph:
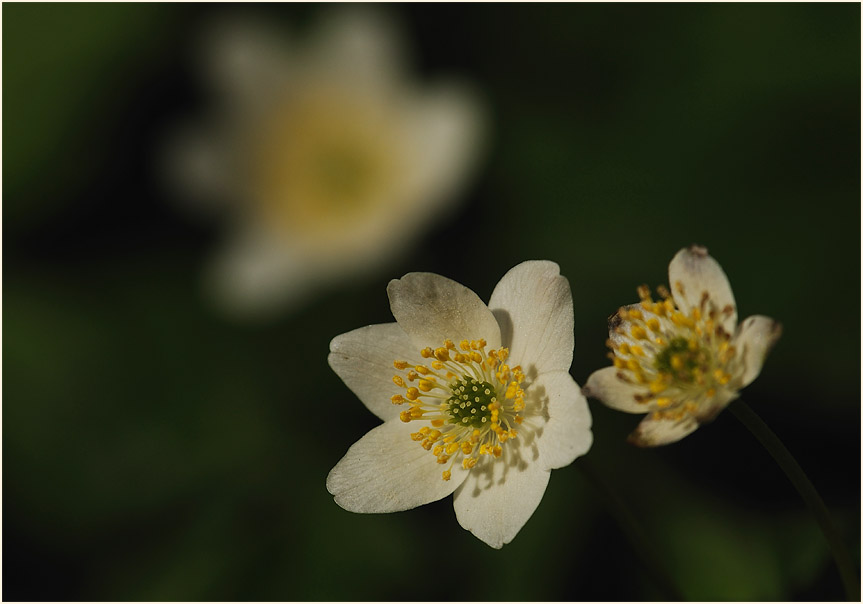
[[3, 3, 860, 601]]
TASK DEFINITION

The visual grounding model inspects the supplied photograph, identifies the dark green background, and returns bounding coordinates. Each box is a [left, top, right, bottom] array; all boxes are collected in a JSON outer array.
[[4, 3, 860, 601]]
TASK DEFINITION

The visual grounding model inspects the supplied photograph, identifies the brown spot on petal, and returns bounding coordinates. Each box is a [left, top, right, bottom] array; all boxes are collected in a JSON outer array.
[[608, 310, 623, 331], [687, 244, 709, 257]]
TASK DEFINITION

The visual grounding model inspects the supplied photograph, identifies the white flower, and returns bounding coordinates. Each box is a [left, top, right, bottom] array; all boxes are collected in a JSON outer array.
[[584, 245, 782, 447], [326, 261, 593, 548], [170, 9, 485, 317]]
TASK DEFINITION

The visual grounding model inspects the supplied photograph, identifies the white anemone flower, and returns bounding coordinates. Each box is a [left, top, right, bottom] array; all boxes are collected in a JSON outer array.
[[326, 261, 593, 548], [584, 245, 782, 447], [171, 9, 484, 317]]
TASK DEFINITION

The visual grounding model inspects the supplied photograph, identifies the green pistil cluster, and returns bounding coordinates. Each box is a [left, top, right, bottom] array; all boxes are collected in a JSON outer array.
[[654, 337, 709, 383], [447, 376, 497, 428]]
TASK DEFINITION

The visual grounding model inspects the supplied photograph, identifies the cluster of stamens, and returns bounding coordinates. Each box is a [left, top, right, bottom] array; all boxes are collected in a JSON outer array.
[[391, 338, 526, 481], [607, 282, 739, 422]]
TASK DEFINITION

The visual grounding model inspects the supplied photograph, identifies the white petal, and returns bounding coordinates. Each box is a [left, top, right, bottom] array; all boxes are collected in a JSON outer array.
[[734, 315, 783, 388], [453, 452, 551, 549], [387, 273, 501, 349], [329, 323, 418, 422], [668, 245, 737, 333], [583, 366, 652, 414], [327, 420, 468, 513], [530, 371, 593, 470], [488, 261, 574, 376], [628, 413, 700, 447], [204, 226, 316, 318], [310, 7, 406, 93], [401, 83, 486, 215]]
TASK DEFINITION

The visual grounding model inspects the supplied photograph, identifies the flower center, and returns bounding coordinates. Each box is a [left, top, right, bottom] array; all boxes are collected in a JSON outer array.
[[391, 338, 526, 481], [607, 284, 738, 420], [447, 377, 497, 428]]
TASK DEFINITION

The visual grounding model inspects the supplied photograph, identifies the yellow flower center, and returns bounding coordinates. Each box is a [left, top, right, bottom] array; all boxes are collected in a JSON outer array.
[[608, 283, 738, 421], [249, 87, 406, 244], [391, 338, 525, 481]]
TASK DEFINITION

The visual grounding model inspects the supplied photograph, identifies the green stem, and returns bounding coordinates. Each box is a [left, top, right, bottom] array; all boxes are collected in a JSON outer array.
[[577, 457, 684, 600], [730, 399, 860, 601]]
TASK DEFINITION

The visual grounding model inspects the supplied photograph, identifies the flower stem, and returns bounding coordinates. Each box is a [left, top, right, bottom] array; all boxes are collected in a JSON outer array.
[[577, 457, 684, 600], [729, 399, 860, 601]]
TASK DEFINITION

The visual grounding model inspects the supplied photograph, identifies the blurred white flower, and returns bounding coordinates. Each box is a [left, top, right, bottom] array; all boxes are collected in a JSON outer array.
[[170, 9, 485, 317], [584, 245, 782, 446], [326, 261, 593, 548]]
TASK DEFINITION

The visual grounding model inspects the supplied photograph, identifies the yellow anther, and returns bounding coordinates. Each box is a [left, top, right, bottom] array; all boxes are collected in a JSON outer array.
[[433, 445, 444, 456], [613, 357, 626, 369], [470, 351, 482, 363], [630, 309, 645, 321], [505, 382, 518, 399], [646, 318, 661, 332], [663, 298, 676, 313], [492, 446, 502, 458], [509, 429, 518, 439], [393, 360, 409, 370], [442, 470, 451, 481], [692, 307, 701, 322], [655, 397, 672, 408], [422, 440, 433, 451], [461, 442, 473, 455], [712, 369, 725, 382], [446, 442, 459, 455], [436, 455, 449, 464], [626, 359, 640, 372], [392, 375, 406, 388], [718, 373, 731, 385], [671, 355, 684, 370], [431, 360, 445, 370], [418, 379, 434, 392], [498, 348, 509, 361], [630, 345, 645, 357], [514, 398, 525, 412], [443, 435, 456, 443], [649, 380, 667, 394], [434, 347, 450, 361], [431, 419, 444, 427], [637, 284, 651, 301], [630, 326, 648, 340], [420, 347, 434, 358], [428, 429, 441, 441], [475, 339, 487, 349], [415, 365, 430, 375], [671, 312, 692, 327], [444, 339, 455, 350], [399, 410, 412, 422], [407, 370, 418, 381], [391, 394, 405, 405], [419, 427, 430, 435], [618, 342, 631, 355], [410, 432, 424, 441], [463, 457, 478, 469], [514, 415, 524, 424], [454, 353, 467, 363], [460, 340, 471, 351], [470, 430, 481, 443], [410, 407, 422, 419], [405, 387, 419, 400], [498, 431, 509, 443], [479, 444, 490, 455], [652, 302, 666, 316]]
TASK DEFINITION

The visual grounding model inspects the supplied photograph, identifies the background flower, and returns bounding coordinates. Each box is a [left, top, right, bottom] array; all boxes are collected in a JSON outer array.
[[168, 8, 485, 318], [4, 3, 859, 600]]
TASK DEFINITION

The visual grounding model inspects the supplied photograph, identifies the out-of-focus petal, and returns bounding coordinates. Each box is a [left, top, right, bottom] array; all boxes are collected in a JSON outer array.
[[583, 367, 651, 414], [488, 261, 573, 377], [329, 323, 417, 422], [628, 413, 699, 447], [668, 245, 737, 333], [387, 272, 501, 349], [734, 315, 783, 388], [327, 420, 469, 513]]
